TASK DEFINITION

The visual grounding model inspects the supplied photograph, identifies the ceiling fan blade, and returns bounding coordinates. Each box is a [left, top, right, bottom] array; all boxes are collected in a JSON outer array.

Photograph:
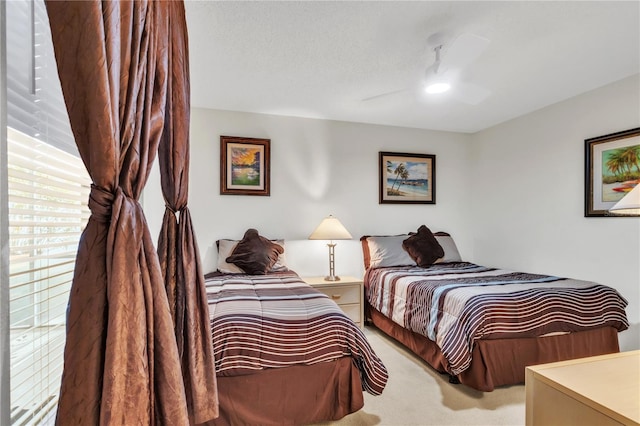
[[451, 81, 491, 105], [441, 33, 490, 71], [361, 87, 410, 102]]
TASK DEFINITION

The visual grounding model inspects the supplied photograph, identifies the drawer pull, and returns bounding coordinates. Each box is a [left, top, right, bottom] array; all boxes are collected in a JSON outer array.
[[331, 294, 341, 300]]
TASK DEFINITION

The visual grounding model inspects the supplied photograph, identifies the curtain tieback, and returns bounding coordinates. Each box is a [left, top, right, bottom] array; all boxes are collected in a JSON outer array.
[[165, 204, 186, 214], [88, 184, 114, 223]]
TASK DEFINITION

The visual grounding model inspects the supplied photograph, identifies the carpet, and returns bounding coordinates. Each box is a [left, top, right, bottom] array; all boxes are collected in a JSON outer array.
[[316, 326, 525, 426]]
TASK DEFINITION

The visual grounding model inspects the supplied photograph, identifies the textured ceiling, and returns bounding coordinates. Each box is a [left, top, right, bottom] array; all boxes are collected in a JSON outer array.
[[185, 1, 640, 133]]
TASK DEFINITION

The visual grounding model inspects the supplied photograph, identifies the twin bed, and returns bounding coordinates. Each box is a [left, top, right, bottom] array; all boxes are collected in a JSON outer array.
[[203, 230, 388, 425], [202, 226, 628, 424], [361, 228, 629, 391]]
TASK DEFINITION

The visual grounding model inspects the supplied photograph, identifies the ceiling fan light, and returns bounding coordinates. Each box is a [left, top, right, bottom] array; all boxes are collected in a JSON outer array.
[[425, 82, 451, 94]]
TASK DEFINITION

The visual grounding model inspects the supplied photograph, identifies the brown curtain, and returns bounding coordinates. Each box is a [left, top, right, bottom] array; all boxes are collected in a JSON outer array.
[[157, 2, 219, 424], [46, 2, 189, 424]]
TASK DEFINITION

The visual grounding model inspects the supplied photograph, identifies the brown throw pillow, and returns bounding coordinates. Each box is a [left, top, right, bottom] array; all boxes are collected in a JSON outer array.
[[226, 229, 284, 275], [402, 225, 445, 267]]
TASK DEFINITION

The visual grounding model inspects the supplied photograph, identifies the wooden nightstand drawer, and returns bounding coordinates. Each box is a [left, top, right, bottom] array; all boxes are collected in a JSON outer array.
[[302, 276, 364, 328], [340, 304, 361, 323], [315, 284, 360, 305]]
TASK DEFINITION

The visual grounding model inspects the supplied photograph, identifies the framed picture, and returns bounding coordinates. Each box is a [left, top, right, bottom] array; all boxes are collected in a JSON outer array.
[[220, 136, 270, 196], [379, 151, 436, 204], [585, 127, 640, 217]]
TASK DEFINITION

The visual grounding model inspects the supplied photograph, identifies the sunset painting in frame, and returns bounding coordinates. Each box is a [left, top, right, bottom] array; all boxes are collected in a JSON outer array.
[[220, 136, 270, 196]]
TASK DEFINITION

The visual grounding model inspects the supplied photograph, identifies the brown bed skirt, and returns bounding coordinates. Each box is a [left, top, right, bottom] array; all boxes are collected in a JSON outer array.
[[202, 357, 364, 426], [369, 307, 620, 391]]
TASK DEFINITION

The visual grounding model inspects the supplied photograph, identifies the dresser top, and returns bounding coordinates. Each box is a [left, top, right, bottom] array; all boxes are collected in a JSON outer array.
[[527, 350, 640, 425]]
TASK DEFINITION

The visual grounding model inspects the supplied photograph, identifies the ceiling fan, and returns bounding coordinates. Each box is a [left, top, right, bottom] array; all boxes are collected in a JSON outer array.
[[363, 32, 492, 105]]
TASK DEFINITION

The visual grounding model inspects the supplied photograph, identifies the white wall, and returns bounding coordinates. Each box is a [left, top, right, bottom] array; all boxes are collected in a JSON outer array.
[[144, 75, 639, 351], [470, 75, 640, 350], [145, 111, 473, 279]]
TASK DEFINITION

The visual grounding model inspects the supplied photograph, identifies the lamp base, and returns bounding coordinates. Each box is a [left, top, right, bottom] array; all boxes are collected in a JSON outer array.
[[324, 275, 341, 281]]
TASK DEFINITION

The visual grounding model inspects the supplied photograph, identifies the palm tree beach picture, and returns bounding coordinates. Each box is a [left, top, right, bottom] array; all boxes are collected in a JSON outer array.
[[601, 144, 640, 202], [379, 152, 435, 204], [386, 160, 429, 196], [585, 128, 638, 216]]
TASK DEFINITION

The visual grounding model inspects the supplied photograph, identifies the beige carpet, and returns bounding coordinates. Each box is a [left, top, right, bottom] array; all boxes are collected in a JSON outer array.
[[317, 326, 525, 426]]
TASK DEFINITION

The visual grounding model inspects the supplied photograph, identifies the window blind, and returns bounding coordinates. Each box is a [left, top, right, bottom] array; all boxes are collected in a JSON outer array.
[[5, 0, 76, 157], [7, 129, 89, 425], [3, 0, 90, 424]]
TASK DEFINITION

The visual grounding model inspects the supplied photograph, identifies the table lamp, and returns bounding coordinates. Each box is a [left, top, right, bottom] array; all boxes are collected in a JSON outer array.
[[309, 215, 352, 281], [609, 183, 640, 216]]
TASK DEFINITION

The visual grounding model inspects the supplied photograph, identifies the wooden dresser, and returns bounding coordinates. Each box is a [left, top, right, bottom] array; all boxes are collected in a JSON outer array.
[[303, 276, 364, 328], [525, 350, 640, 426]]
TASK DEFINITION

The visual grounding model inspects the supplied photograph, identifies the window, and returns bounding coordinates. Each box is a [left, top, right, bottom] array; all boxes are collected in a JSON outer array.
[[7, 129, 89, 425], [1, 0, 90, 424]]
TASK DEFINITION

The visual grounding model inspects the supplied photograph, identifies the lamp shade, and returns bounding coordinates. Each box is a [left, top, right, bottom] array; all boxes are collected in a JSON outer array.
[[609, 183, 640, 215], [309, 215, 352, 240]]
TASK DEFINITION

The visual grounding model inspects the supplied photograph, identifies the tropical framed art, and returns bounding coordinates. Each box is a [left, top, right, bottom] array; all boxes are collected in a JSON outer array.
[[220, 135, 270, 196], [584, 127, 640, 217], [379, 151, 436, 204]]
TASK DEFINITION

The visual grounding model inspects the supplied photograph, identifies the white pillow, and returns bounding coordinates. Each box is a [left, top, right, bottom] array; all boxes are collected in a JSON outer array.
[[434, 235, 462, 263], [216, 240, 244, 273], [270, 240, 288, 271], [367, 235, 415, 269], [217, 239, 288, 273]]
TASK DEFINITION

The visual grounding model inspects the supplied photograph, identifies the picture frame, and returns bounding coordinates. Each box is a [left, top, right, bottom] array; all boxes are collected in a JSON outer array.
[[220, 135, 270, 196], [379, 151, 436, 204], [585, 127, 640, 217]]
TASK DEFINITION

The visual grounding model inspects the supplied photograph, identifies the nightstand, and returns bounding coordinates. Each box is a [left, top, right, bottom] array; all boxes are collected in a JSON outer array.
[[303, 276, 364, 328]]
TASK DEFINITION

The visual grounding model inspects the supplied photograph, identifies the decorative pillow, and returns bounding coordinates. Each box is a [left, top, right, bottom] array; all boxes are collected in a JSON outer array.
[[364, 234, 416, 269], [433, 232, 462, 263], [217, 237, 287, 274], [225, 229, 284, 275], [402, 225, 444, 267]]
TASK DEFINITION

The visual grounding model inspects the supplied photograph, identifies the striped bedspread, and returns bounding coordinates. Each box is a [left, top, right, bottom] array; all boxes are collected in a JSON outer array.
[[365, 262, 629, 376], [205, 271, 388, 395]]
